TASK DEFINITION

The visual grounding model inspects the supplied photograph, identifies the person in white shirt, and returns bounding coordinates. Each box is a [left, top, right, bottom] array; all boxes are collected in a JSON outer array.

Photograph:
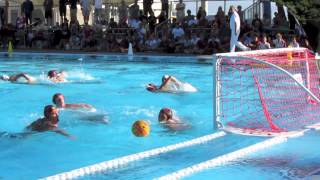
[[94, 0, 102, 25], [175, 0, 185, 23], [229, 5, 249, 52], [172, 24, 185, 39], [273, 33, 287, 48]]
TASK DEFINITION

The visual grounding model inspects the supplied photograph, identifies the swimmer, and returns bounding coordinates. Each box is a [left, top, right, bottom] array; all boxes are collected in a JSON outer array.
[[52, 93, 94, 110], [47, 70, 67, 83], [26, 105, 75, 139], [147, 75, 197, 93], [0, 73, 35, 83], [158, 108, 190, 130], [147, 75, 181, 92]]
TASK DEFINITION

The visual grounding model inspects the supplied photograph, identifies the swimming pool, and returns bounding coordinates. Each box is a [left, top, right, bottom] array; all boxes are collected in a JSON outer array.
[[0, 53, 319, 179]]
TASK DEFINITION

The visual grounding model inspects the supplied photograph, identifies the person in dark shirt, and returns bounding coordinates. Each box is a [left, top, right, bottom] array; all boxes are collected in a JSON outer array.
[[43, 0, 53, 26], [59, 0, 67, 23], [70, 0, 79, 22], [21, 0, 34, 25]]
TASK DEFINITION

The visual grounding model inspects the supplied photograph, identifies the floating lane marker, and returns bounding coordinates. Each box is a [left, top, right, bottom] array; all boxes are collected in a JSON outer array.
[[40, 131, 226, 180], [156, 136, 288, 180]]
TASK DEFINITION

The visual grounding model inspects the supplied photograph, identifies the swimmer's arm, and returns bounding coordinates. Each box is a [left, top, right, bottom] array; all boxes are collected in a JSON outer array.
[[51, 128, 76, 139], [169, 77, 180, 87], [159, 76, 172, 90], [65, 103, 94, 109]]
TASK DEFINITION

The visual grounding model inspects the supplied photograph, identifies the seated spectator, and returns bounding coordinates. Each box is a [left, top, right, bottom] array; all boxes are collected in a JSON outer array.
[[301, 39, 312, 50], [145, 33, 160, 50], [81, 24, 95, 50], [259, 36, 271, 49], [273, 33, 286, 48], [247, 35, 260, 50], [171, 24, 185, 40], [288, 36, 299, 48]]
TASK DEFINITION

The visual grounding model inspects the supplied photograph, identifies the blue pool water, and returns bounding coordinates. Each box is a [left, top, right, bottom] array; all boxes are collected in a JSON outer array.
[[0, 53, 319, 180]]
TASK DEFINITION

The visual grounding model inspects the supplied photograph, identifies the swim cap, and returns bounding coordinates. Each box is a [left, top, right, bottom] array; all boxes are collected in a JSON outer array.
[[47, 70, 57, 78], [162, 75, 170, 82], [0, 74, 10, 81]]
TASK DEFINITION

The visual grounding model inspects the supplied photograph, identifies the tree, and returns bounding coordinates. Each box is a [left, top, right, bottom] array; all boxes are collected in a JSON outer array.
[[274, 0, 320, 52]]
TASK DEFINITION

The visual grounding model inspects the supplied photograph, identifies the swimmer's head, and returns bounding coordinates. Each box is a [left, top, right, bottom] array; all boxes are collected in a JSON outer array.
[[158, 108, 173, 122], [52, 93, 65, 107], [0, 74, 10, 81], [47, 70, 58, 78], [146, 83, 158, 92], [162, 75, 170, 83], [44, 105, 59, 121]]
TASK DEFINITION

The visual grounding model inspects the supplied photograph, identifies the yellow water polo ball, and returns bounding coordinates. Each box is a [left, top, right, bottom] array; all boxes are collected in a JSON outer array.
[[132, 120, 150, 137]]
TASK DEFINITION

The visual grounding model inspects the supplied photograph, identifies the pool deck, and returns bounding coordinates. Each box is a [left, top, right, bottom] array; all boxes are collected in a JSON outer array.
[[0, 49, 212, 59]]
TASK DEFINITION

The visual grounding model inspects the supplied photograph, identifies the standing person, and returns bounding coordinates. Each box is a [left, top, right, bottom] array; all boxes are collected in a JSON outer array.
[[161, 0, 168, 19], [70, 0, 79, 22], [59, 0, 67, 24], [143, 0, 153, 17], [81, 0, 91, 25], [43, 0, 53, 26], [21, 0, 34, 26], [94, 0, 102, 25], [0, 7, 4, 28], [118, 0, 128, 25], [128, 0, 139, 26], [175, 0, 185, 23], [229, 5, 249, 52]]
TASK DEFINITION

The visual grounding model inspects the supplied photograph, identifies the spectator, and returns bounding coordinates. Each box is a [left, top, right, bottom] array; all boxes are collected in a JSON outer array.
[[148, 12, 157, 33], [70, 0, 79, 22], [118, 0, 128, 24], [288, 36, 299, 48], [259, 36, 271, 49], [175, 0, 185, 23], [81, 0, 91, 25], [273, 33, 286, 48], [43, 0, 53, 26], [251, 13, 263, 33], [59, 0, 67, 24], [302, 39, 312, 50], [247, 35, 260, 50], [94, 0, 103, 25], [196, 7, 206, 20], [128, 0, 140, 26], [158, 10, 167, 24], [21, 0, 34, 25], [171, 24, 185, 40], [161, 0, 169, 19], [0, 7, 4, 27], [143, 0, 154, 17], [237, 5, 243, 23], [215, 6, 226, 27]]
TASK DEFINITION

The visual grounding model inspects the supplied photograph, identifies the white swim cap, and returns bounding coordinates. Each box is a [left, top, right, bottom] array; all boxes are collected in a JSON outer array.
[[164, 75, 170, 79], [0, 74, 9, 81]]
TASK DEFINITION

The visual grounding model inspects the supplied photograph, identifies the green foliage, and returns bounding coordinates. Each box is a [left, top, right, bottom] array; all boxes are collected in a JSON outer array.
[[273, 0, 320, 24]]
